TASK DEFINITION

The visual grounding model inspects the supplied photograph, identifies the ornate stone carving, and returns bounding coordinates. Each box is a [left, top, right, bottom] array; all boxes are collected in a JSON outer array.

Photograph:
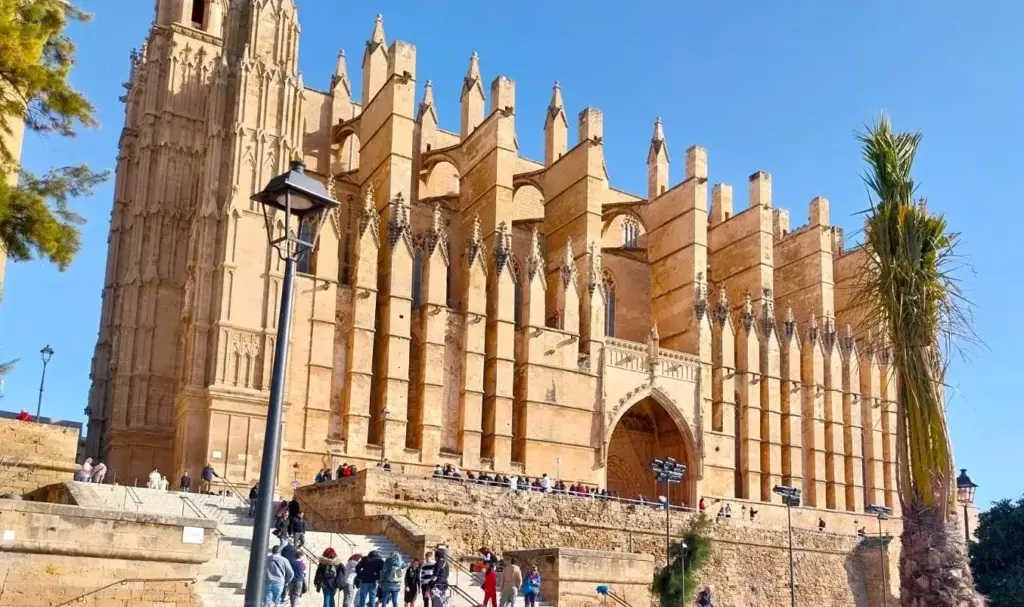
[[842, 324, 855, 355], [586, 241, 603, 296], [694, 272, 709, 321], [714, 287, 730, 327], [560, 238, 578, 289], [821, 315, 837, 352], [359, 184, 379, 239], [807, 313, 819, 343], [425, 202, 447, 256], [387, 193, 411, 250], [760, 286, 775, 337], [783, 307, 797, 340], [740, 290, 755, 333], [525, 227, 544, 281], [494, 221, 512, 275]]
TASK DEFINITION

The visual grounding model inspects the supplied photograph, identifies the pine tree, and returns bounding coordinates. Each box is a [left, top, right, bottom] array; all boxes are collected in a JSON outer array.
[[0, 0, 108, 270]]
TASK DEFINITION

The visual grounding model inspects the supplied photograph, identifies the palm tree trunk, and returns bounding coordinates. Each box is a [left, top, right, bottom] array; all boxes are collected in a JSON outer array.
[[899, 498, 984, 606]]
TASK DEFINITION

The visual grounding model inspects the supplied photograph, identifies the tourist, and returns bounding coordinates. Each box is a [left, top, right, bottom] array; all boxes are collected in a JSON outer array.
[[200, 463, 218, 494], [77, 458, 93, 483], [499, 556, 523, 607], [380, 551, 405, 607], [723, 504, 732, 519], [419, 551, 436, 607], [698, 498, 706, 512], [381, 459, 393, 472], [431, 547, 451, 607], [92, 462, 108, 484], [289, 497, 301, 519], [355, 550, 385, 607], [147, 468, 161, 490], [180, 470, 192, 492], [341, 553, 362, 607], [540, 474, 551, 492], [479, 547, 498, 570], [266, 545, 295, 607], [432, 464, 443, 478], [521, 565, 541, 607], [314, 547, 343, 607], [818, 518, 826, 531], [282, 545, 307, 607], [696, 585, 714, 607], [482, 562, 497, 607], [403, 557, 421, 607], [249, 482, 259, 517], [289, 511, 308, 549], [507, 474, 518, 491], [159, 475, 170, 491]]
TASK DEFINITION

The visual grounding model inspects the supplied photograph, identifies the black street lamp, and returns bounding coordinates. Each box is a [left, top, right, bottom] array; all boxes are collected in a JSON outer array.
[[773, 484, 801, 607], [650, 457, 685, 566], [956, 468, 978, 545], [866, 504, 893, 607], [36, 345, 54, 421], [243, 159, 338, 607]]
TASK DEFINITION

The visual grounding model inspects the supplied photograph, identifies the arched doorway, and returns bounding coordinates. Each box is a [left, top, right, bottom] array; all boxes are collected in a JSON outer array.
[[606, 396, 696, 507]]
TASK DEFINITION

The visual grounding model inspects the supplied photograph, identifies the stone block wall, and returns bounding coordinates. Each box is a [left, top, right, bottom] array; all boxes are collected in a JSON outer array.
[[297, 470, 899, 606], [505, 548, 654, 607], [0, 500, 216, 606], [0, 418, 80, 496]]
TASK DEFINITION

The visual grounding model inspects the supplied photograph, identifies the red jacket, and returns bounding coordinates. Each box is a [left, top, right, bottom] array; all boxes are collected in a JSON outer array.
[[483, 569, 497, 592]]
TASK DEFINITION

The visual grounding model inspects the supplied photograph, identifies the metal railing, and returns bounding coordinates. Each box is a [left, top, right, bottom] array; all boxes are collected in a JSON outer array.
[[54, 577, 196, 607], [122, 485, 143, 511], [297, 500, 358, 553], [448, 558, 483, 607], [179, 495, 225, 557]]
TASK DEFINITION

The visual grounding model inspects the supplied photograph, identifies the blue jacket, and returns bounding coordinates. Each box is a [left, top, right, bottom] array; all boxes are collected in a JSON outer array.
[[281, 545, 304, 581], [380, 555, 405, 591]]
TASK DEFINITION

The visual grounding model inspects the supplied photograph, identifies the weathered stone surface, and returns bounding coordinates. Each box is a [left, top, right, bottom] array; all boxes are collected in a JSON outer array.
[[0, 418, 79, 496]]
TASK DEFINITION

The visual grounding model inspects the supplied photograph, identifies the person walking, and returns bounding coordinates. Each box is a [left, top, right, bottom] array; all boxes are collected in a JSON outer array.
[[92, 462, 108, 484], [404, 558, 421, 607], [482, 563, 498, 607], [288, 511, 308, 549], [431, 547, 451, 607], [521, 565, 541, 607], [355, 550, 385, 607], [314, 547, 343, 607], [380, 551, 405, 607], [77, 458, 93, 483], [282, 545, 307, 607], [249, 482, 259, 516], [266, 545, 295, 607], [499, 557, 522, 607], [419, 552, 436, 607], [341, 553, 362, 607], [200, 463, 217, 494], [180, 470, 192, 492]]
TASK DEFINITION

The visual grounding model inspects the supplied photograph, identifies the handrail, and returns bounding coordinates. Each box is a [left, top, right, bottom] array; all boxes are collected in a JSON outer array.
[[54, 577, 196, 607], [297, 500, 358, 552], [122, 486, 143, 510], [449, 583, 481, 607], [603, 589, 634, 607], [180, 495, 224, 557], [218, 475, 251, 504]]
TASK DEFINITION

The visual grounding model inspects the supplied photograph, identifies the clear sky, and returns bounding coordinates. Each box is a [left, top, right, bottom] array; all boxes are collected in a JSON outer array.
[[0, 1, 1019, 508]]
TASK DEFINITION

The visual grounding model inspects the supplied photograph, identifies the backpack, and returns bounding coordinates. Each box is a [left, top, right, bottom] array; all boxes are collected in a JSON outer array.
[[387, 563, 405, 584]]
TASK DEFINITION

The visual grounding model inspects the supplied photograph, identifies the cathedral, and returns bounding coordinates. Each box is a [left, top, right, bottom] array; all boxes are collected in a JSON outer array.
[[86, 0, 898, 516]]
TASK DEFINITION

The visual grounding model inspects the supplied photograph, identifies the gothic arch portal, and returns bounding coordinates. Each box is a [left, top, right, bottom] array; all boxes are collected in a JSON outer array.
[[605, 387, 698, 507]]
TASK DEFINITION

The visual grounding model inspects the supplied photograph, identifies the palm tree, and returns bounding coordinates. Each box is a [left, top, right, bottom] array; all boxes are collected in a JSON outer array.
[[857, 116, 984, 605]]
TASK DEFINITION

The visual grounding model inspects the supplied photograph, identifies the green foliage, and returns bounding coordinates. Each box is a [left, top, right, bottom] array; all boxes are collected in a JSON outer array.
[[0, 0, 108, 269], [855, 115, 973, 513], [651, 515, 713, 607], [970, 497, 1024, 606]]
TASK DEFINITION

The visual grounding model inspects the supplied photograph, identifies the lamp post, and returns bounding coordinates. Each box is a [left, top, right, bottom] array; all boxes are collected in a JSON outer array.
[[243, 159, 338, 607], [956, 468, 978, 544], [773, 484, 801, 607], [380, 407, 391, 465], [866, 504, 892, 607], [35, 345, 54, 421], [650, 457, 685, 566], [679, 540, 688, 607]]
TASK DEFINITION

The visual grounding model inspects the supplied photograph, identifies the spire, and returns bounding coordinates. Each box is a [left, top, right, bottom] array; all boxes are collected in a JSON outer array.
[[783, 306, 797, 339], [494, 221, 513, 276], [425, 202, 446, 255], [460, 52, 485, 137], [418, 79, 437, 122], [760, 286, 775, 337], [559, 238, 578, 288], [647, 117, 669, 162], [370, 13, 386, 47], [586, 241, 603, 296], [842, 323, 855, 354], [332, 49, 349, 92], [525, 226, 544, 281], [467, 51, 481, 81], [547, 81, 565, 120], [808, 313, 819, 343], [822, 314, 837, 351], [466, 214, 485, 266], [545, 81, 568, 166], [359, 185, 379, 238], [387, 193, 411, 249], [325, 173, 337, 199]]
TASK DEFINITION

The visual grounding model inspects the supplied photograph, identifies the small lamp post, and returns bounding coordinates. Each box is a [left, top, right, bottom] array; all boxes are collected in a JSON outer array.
[[242, 159, 338, 607], [866, 504, 893, 607], [773, 484, 801, 607], [956, 468, 978, 544], [35, 345, 54, 421], [650, 457, 685, 566]]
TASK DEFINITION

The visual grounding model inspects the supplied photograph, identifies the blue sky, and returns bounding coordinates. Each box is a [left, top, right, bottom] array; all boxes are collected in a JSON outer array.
[[1, 1, 1020, 508]]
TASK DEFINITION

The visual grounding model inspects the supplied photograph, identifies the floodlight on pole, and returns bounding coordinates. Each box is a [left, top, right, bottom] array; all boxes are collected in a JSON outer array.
[[773, 484, 801, 607], [867, 503, 893, 607], [650, 458, 686, 567]]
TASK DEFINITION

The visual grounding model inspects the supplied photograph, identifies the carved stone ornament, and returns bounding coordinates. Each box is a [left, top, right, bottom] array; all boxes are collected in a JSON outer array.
[[359, 184, 379, 239], [494, 221, 513, 275], [783, 307, 797, 339], [586, 241, 603, 296], [525, 227, 544, 281], [714, 286, 729, 327], [740, 290, 755, 333], [693, 272, 708, 321], [760, 286, 775, 337], [387, 193, 411, 250], [466, 214, 485, 267], [560, 238, 578, 289]]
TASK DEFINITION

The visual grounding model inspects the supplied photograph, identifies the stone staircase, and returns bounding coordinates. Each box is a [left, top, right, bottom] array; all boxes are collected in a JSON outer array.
[[64, 482, 497, 607]]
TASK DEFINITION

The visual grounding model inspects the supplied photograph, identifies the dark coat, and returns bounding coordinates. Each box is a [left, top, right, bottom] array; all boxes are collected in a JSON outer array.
[[355, 551, 385, 584], [315, 556, 343, 593]]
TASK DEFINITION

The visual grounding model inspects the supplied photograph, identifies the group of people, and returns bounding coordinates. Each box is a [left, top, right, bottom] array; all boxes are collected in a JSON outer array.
[[266, 543, 308, 607], [314, 462, 361, 484], [308, 547, 450, 607], [475, 549, 542, 607], [273, 498, 310, 549], [75, 457, 108, 483], [433, 466, 618, 500]]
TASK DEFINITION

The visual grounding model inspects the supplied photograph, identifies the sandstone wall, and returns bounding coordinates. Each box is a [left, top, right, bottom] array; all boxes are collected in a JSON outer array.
[[505, 548, 655, 607], [298, 470, 899, 606], [0, 500, 216, 606], [0, 418, 79, 496]]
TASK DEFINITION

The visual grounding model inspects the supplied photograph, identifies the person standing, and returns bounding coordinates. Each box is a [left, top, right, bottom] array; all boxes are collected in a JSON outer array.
[[380, 551, 405, 607], [248, 482, 259, 516], [499, 557, 522, 607], [431, 548, 451, 607], [696, 586, 714, 607], [200, 463, 217, 494], [403, 558, 421, 607], [419, 552, 436, 607], [92, 462, 108, 484], [180, 470, 192, 492], [77, 458, 93, 483], [521, 565, 541, 607], [266, 545, 295, 607], [355, 550, 385, 607], [147, 468, 161, 489], [314, 548, 343, 607], [341, 553, 362, 607], [482, 563, 498, 607]]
